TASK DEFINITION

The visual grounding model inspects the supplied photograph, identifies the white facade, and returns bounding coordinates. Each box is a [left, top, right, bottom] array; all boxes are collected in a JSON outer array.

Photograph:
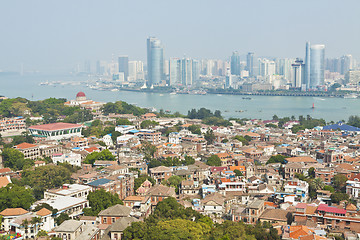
[[52, 152, 82, 167], [168, 132, 181, 144], [115, 125, 136, 134], [102, 134, 114, 147]]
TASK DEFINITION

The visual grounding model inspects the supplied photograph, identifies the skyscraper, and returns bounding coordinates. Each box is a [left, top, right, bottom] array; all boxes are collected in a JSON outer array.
[[147, 37, 164, 86], [231, 51, 241, 75], [192, 60, 200, 83], [118, 56, 129, 81], [309, 44, 325, 88], [304, 42, 311, 89], [291, 58, 305, 88], [246, 52, 254, 77], [169, 58, 181, 86], [225, 67, 232, 88], [304, 42, 325, 89], [181, 58, 193, 86]]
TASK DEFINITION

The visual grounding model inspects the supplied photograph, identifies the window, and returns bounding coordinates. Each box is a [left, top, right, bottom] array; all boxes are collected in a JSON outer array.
[[114, 233, 118, 239], [103, 218, 107, 223], [112, 218, 116, 223]]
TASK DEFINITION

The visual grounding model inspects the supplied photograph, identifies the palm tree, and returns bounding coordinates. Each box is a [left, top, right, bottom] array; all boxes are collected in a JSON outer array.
[[310, 178, 324, 191]]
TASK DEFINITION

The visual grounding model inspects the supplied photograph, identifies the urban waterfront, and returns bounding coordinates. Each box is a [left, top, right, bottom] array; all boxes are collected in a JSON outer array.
[[1, 74, 360, 121]]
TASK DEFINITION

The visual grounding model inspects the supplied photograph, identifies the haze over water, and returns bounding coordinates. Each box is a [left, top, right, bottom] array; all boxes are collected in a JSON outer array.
[[1, 74, 360, 122]]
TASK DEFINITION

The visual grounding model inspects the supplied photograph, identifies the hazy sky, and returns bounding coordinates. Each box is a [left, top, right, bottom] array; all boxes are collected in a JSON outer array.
[[1, 0, 359, 73]]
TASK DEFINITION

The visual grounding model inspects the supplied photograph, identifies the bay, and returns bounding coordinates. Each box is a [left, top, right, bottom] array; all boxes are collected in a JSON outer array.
[[1, 74, 360, 121]]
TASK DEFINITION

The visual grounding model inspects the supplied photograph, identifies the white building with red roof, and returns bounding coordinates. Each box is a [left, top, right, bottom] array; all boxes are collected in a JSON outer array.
[[13, 142, 41, 160], [64, 92, 105, 115], [28, 122, 83, 140]]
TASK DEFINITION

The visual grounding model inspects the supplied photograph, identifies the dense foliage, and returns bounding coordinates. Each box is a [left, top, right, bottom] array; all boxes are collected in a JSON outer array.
[[148, 156, 195, 168], [20, 165, 73, 199], [83, 189, 123, 216], [266, 155, 287, 164], [206, 155, 221, 166], [141, 120, 159, 129], [83, 149, 116, 165], [187, 108, 231, 127], [124, 197, 280, 240], [1, 148, 34, 170], [234, 135, 251, 146], [134, 175, 156, 191], [0, 184, 35, 211], [102, 101, 148, 116]]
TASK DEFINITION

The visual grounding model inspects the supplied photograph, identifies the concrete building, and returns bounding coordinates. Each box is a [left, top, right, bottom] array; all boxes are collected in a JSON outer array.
[[28, 122, 83, 140]]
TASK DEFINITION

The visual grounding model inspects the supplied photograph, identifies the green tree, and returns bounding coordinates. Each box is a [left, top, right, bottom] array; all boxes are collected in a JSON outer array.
[[234, 135, 249, 146], [206, 155, 221, 166], [266, 155, 287, 164], [20, 165, 72, 199], [188, 125, 202, 135], [83, 189, 123, 216], [183, 156, 195, 165], [1, 148, 34, 170], [116, 118, 133, 126], [330, 192, 349, 203], [234, 169, 243, 177], [323, 185, 335, 193], [141, 141, 157, 161], [308, 167, 315, 178], [140, 120, 159, 129], [83, 149, 116, 165], [0, 184, 35, 211], [204, 129, 216, 145], [55, 213, 70, 226], [163, 176, 182, 194], [310, 178, 324, 191], [333, 174, 348, 192], [134, 175, 156, 191]]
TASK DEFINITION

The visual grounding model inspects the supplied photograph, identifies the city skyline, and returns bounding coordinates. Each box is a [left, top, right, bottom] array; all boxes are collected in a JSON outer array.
[[1, 0, 360, 73]]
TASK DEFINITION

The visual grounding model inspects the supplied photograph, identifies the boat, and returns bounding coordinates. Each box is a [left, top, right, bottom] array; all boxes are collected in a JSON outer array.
[[170, 92, 177, 95], [343, 93, 358, 99], [242, 97, 251, 100]]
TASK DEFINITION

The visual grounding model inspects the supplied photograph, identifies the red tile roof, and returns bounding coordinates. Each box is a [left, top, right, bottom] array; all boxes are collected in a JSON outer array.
[[29, 122, 82, 131], [317, 204, 346, 214], [14, 142, 37, 149]]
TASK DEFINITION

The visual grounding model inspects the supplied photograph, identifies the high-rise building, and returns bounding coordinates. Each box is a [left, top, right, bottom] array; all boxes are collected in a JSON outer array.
[[304, 42, 311, 89], [340, 55, 353, 75], [181, 58, 193, 86], [305, 42, 325, 89], [276, 58, 294, 82], [225, 67, 232, 88], [192, 60, 200, 83], [309, 44, 325, 88], [118, 56, 129, 81], [291, 58, 305, 88], [147, 37, 164, 86], [169, 58, 181, 86], [231, 51, 241, 75], [246, 52, 254, 77], [259, 58, 276, 77]]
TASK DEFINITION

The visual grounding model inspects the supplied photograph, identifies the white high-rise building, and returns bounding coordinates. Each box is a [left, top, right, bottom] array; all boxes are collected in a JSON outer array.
[[259, 59, 276, 78]]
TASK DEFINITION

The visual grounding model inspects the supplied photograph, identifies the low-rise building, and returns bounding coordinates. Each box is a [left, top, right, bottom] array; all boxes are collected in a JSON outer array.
[[13, 142, 41, 160], [52, 152, 82, 166]]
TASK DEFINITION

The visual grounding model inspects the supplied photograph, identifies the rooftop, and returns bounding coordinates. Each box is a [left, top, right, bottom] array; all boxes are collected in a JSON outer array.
[[29, 122, 82, 131]]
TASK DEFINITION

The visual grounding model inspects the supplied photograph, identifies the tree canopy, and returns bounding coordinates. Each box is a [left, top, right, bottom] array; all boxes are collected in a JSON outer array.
[[1, 148, 34, 171], [83, 149, 116, 165], [206, 155, 221, 166], [83, 189, 123, 216], [0, 184, 35, 211], [20, 165, 73, 199]]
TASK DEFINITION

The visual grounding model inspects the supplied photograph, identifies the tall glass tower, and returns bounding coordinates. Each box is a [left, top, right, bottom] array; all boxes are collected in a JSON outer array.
[[147, 37, 164, 86], [304, 42, 311, 89], [231, 51, 241, 75], [309, 44, 325, 88], [246, 52, 254, 77], [118, 55, 129, 81]]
